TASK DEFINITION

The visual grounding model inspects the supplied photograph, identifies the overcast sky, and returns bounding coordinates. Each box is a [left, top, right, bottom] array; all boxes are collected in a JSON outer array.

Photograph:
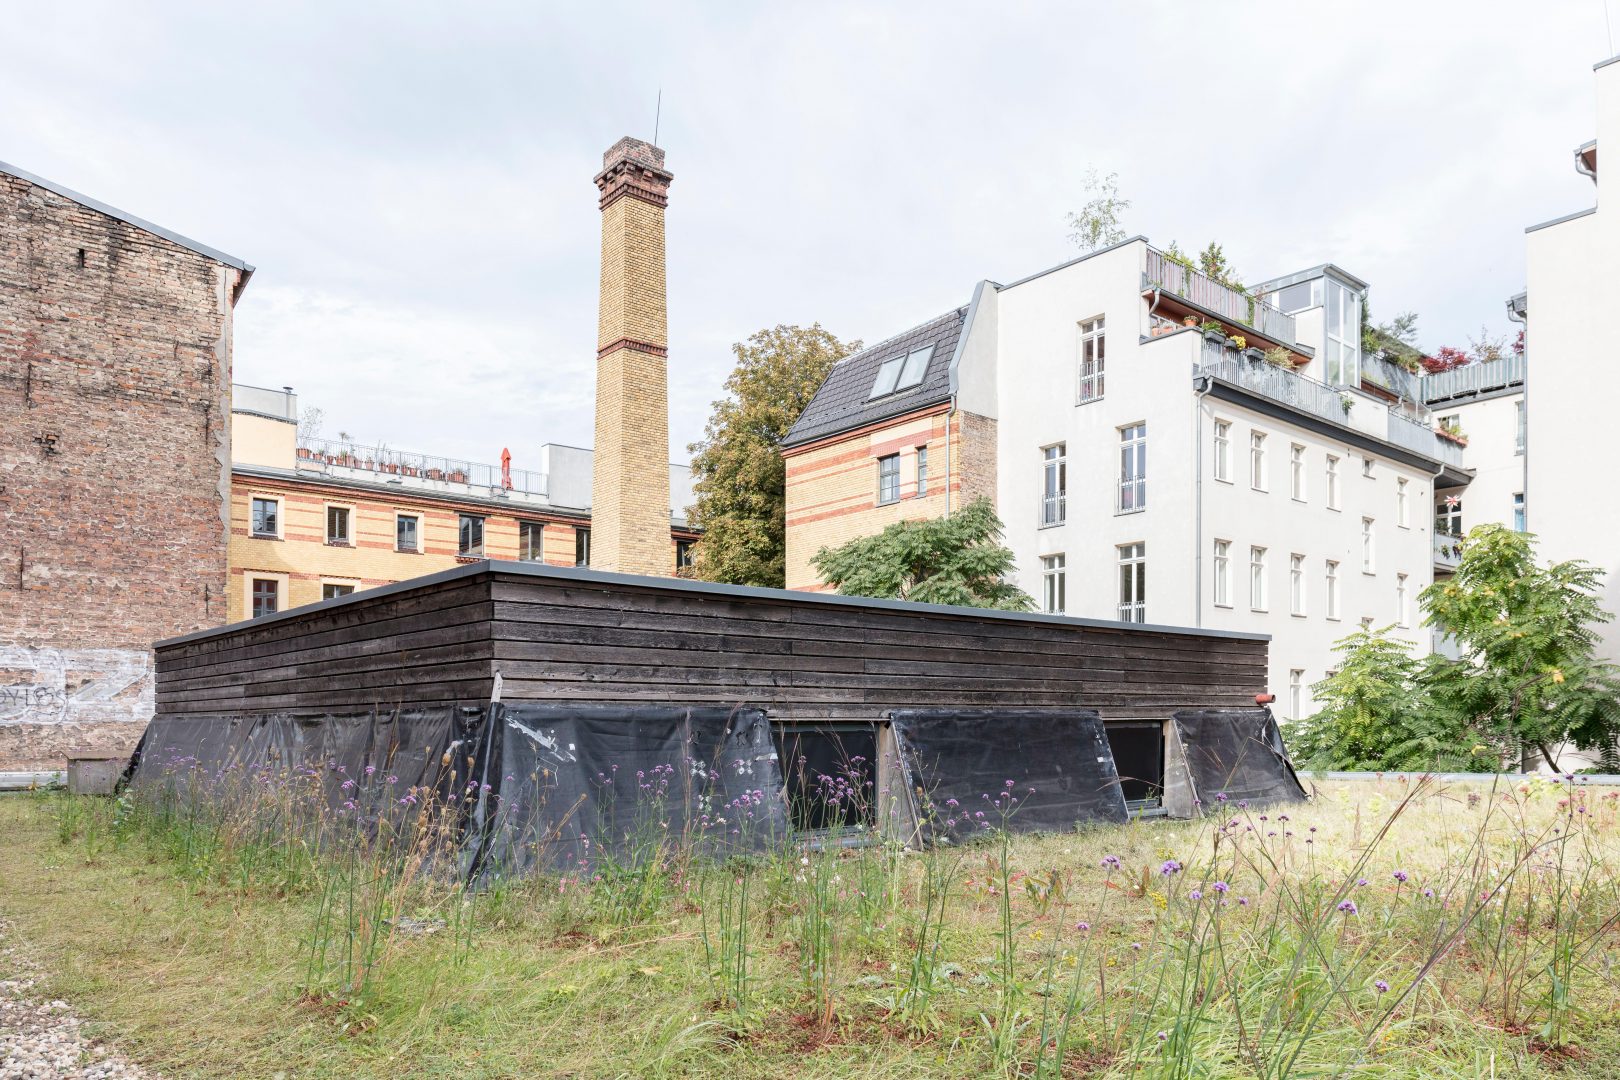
[[2, 2, 1610, 468]]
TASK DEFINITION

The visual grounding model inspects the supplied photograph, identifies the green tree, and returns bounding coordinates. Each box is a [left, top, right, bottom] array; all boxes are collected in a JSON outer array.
[[1420, 524, 1620, 770], [687, 324, 858, 588], [1065, 168, 1130, 252], [810, 497, 1033, 611]]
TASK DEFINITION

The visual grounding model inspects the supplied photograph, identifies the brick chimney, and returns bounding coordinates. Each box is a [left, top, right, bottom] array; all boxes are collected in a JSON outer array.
[[591, 136, 673, 576]]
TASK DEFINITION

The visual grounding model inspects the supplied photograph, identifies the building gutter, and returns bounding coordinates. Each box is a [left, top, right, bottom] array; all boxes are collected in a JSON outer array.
[[1507, 295, 1529, 531], [1193, 374, 1213, 627]]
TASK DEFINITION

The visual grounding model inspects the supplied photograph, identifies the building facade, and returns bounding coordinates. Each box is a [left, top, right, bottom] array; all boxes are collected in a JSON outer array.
[[784, 239, 1471, 719], [0, 161, 251, 771], [228, 385, 697, 622]]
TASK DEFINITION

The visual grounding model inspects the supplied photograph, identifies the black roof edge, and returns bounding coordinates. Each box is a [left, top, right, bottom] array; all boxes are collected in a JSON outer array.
[[155, 560, 1270, 649], [0, 159, 255, 295], [780, 392, 953, 450]]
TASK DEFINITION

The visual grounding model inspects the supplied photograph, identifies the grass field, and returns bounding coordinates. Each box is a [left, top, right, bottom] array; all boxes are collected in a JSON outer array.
[[2, 775, 1618, 1079]]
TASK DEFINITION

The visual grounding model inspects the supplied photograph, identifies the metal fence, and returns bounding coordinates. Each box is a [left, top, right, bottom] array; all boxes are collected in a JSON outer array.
[[296, 436, 549, 497], [1198, 347, 1348, 428], [1422, 354, 1527, 404], [1386, 411, 1465, 467], [1145, 248, 1296, 343]]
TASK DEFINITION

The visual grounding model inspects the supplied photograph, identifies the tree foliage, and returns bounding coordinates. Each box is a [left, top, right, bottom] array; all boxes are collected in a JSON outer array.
[[1065, 169, 1130, 253], [687, 324, 858, 587], [811, 498, 1034, 611]]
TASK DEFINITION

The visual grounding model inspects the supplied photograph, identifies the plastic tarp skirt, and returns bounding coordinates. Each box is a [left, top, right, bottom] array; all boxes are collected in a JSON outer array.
[[889, 708, 1129, 844], [467, 703, 788, 878], [1171, 708, 1307, 809]]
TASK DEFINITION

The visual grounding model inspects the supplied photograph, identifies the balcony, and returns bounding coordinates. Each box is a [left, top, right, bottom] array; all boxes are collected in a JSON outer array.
[[296, 436, 550, 498], [1116, 476, 1146, 515], [1387, 411, 1465, 467], [1144, 247, 1297, 344], [1422, 354, 1527, 405], [1361, 353, 1425, 405], [1197, 343, 1348, 428], [1433, 531, 1464, 571], [1040, 492, 1066, 528]]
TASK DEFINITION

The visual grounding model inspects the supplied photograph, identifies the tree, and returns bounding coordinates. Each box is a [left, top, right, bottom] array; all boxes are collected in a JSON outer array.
[[1196, 242, 1242, 292], [687, 324, 858, 588], [1420, 525, 1620, 770], [811, 497, 1033, 611], [1065, 169, 1130, 253]]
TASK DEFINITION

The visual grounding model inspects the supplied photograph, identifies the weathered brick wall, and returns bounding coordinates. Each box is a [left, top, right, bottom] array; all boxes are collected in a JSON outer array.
[[0, 171, 241, 770]]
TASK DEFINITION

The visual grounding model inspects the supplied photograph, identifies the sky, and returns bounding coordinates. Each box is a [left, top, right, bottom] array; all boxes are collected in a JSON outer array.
[[1, 1, 1610, 470]]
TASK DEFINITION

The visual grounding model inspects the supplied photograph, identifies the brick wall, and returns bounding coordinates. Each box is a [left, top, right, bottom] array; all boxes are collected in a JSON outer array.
[[0, 171, 243, 770], [784, 406, 1001, 590]]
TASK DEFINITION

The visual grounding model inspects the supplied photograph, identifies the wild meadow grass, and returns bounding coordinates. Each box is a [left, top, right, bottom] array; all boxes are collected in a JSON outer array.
[[4, 767, 1620, 1078]]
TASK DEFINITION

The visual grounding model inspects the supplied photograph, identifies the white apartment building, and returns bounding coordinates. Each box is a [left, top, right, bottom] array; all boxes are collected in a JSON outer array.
[[787, 239, 1472, 719], [1521, 53, 1620, 665]]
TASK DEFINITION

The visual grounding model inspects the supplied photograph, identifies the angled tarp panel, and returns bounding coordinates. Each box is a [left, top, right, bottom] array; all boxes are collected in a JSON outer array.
[[888, 708, 1129, 843], [1171, 708, 1307, 809], [473, 703, 787, 877]]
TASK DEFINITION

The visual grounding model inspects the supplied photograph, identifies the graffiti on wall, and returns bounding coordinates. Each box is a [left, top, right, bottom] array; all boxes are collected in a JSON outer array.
[[0, 647, 153, 727]]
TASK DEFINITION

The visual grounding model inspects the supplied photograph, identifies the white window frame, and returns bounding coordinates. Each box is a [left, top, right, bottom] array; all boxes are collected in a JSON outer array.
[[1396, 572, 1409, 628], [1041, 553, 1066, 615], [1326, 455, 1341, 511], [244, 570, 290, 621], [1250, 431, 1267, 491], [1289, 444, 1306, 501], [320, 577, 360, 602], [325, 502, 354, 547], [1515, 400, 1526, 455], [1117, 422, 1147, 515], [395, 511, 423, 554], [1041, 444, 1066, 527], [915, 445, 929, 496], [1077, 316, 1106, 403], [1290, 553, 1306, 616], [1249, 546, 1267, 611], [249, 494, 284, 540], [1362, 455, 1375, 479], [1117, 542, 1146, 623], [1323, 277, 1361, 387], [1212, 420, 1231, 483], [1361, 517, 1376, 575], [1325, 559, 1341, 620], [1212, 539, 1231, 607], [1396, 478, 1409, 528], [1288, 669, 1304, 720]]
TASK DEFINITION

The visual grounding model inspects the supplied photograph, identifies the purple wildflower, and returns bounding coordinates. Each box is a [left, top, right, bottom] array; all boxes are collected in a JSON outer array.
[[1160, 859, 1182, 876], [1392, 870, 1409, 883], [1212, 880, 1229, 893], [1100, 854, 1122, 870], [1075, 921, 1090, 932], [1189, 889, 1203, 901], [1374, 979, 1390, 993], [1338, 899, 1359, 915]]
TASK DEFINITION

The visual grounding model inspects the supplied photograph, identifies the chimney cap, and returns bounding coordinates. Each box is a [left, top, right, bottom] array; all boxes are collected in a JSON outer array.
[[603, 136, 666, 172]]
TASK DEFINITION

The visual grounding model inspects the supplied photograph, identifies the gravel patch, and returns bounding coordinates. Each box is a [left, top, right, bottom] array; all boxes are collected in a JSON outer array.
[[0, 918, 158, 1079]]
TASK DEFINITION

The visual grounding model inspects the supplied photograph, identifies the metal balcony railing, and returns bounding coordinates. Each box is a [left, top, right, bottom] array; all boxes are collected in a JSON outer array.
[[1145, 247, 1296, 343], [1387, 411, 1466, 467], [1117, 476, 1146, 515], [296, 435, 549, 497], [1040, 492, 1066, 527], [1198, 344, 1348, 428], [1422, 354, 1527, 405], [1434, 531, 1464, 570], [1117, 601, 1146, 624]]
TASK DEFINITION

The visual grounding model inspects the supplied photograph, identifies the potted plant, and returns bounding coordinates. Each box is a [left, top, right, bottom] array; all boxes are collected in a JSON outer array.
[[1262, 346, 1293, 368], [1182, 315, 1199, 328], [1230, 335, 1248, 352], [1339, 393, 1355, 415], [1201, 320, 1226, 345]]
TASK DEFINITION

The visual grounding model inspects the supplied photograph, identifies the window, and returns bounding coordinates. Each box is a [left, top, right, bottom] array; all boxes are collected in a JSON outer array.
[[250, 497, 279, 538], [1323, 277, 1361, 386], [1289, 444, 1306, 501], [326, 505, 350, 545], [1361, 455, 1375, 479], [1396, 573, 1409, 627], [1515, 401, 1526, 454], [676, 538, 696, 572], [519, 521, 545, 561], [1436, 496, 1463, 537], [1118, 423, 1147, 513], [575, 527, 591, 567], [1326, 455, 1341, 510], [322, 582, 355, 601], [1361, 518, 1375, 574], [1118, 543, 1145, 623], [1274, 281, 1314, 313], [1213, 539, 1231, 607], [1249, 546, 1267, 611], [1041, 554, 1066, 615], [1325, 560, 1341, 619], [1360, 616, 1374, 630], [1212, 420, 1231, 482], [1396, 478, 1409, 527], [1250, 432, 1267, 490], [1041, 444, 1066, 526], [458, 514, 485, 557], [396, 514, 420, 553], [869, 345, 933, 398], [1513, 492, 1526, 532], [1077, 316, 1106, 402], [1290, 553, 1305, 616], [877, 454, 901, 505], [1288, 669, 1304, 720], [250, 577, 279, 619], [915, 446, 928, 496]]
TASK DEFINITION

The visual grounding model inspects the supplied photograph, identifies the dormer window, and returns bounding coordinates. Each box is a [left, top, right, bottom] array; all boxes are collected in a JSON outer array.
[[868, 345, 934, 398]]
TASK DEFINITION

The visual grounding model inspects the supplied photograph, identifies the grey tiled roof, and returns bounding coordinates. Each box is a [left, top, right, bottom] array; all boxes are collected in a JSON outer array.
[[782, 307, 967, 448]]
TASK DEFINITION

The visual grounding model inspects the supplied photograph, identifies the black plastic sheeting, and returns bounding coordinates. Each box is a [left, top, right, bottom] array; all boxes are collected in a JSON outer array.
[[465, 703, 787, 877], [889, 708, 1130, 843], [1171, 708, 1307, 809]]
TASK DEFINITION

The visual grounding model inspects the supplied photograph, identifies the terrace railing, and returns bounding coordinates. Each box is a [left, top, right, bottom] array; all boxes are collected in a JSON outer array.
[[1421, 354, 1527, 404], [1386, 411, 1466, 467], [296, 435, 550, 498], [1197, 345, 1348, 429], [1145, 247, 1296, 344], [1433, 531, 1464, 570]]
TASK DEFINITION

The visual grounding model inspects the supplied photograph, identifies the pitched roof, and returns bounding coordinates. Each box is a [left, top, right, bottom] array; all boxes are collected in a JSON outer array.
[[782, 306, 967, 449], [0, 160, 255, 293]]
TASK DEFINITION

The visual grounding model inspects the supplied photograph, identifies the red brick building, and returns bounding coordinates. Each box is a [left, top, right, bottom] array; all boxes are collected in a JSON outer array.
[[0, 161, 252, 771]]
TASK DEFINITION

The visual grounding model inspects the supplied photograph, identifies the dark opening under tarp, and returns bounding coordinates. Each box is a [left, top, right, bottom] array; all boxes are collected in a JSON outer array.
[[468, 703, 787, 877], [889, 708, 1129, 843], [1171, 708, 1307, 809]]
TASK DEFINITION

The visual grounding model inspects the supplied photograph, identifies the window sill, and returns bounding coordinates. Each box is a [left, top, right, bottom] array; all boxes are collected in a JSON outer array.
[[396, 547, 420, 554], [1327, 506, 1341, 513], [1037, 521, 1066, 531], [1250, 486, 1268, 494], [1362, 571, 1377, 577], [1326, 616, 1342, 622], [250, 533, 281, 541], [1115, 506, 1146, 517], [1213, 476, 1233, 485], [326, 539, 353, 547], [1291, 497, 1306, 505], [457, 553, 484, 562], [1076, 396, 1103, 407], [1212, 602, 1233, 610], [876, 498, 900, 508], [1250, 608, 1269, 614], [1291, 613, 1308, 619]]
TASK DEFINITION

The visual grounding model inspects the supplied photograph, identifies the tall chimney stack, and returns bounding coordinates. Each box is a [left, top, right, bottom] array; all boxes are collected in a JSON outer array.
[[591, 136, 673, 576]]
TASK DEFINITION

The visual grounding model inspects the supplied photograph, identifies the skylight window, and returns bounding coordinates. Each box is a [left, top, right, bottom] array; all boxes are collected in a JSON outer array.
[[868, 344, 935, 399]]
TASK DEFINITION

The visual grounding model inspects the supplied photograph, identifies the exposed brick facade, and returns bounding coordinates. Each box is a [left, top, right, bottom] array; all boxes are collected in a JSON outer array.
[[783, 407, 998, 590], [591, 138, 674, 578], [0, 170, 245, 770]]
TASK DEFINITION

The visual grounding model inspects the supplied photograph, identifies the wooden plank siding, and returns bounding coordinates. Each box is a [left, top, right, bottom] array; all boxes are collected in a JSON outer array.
[[153, 563, 1268, 723]]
